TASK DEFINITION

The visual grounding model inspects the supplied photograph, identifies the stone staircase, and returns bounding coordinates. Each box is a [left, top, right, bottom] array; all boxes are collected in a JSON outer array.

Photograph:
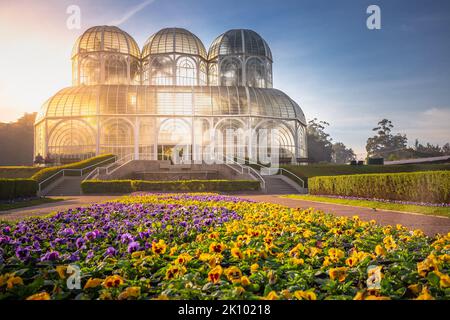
[[45, 176, 84, 196], [262, 175, 305, 194]]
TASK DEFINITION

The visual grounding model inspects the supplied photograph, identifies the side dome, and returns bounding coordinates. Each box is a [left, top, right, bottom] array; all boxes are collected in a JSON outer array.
[[71, 25, 140, 59], [208, 29, 272, 61], [142, 28, 207, 59], [207, 29, 273, 88], [71, 26, 141, 86]]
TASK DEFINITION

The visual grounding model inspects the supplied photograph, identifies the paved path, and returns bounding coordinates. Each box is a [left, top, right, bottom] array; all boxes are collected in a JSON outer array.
[[0, 196, 123, 221], [238, 195, 450, 237], [1, 193, 449, 237]]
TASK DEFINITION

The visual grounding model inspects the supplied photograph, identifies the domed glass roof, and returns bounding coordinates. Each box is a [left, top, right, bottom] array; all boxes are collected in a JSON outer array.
[[208, 29, 273, 61], [35, 85, 305, 125], [142, 28, 207, 59], [71, 26, 140, 58]]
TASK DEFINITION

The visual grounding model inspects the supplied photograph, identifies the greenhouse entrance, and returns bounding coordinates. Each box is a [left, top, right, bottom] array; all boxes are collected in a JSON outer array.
[[157, 145, 192, 163]]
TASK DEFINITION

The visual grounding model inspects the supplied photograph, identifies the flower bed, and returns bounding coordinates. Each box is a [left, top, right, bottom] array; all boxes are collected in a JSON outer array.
[[0, 193, 449, 300]]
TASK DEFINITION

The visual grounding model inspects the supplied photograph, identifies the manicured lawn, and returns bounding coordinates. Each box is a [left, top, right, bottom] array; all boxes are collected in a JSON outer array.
[[0, 197, 64, 212], [283, 194, 450, 218]]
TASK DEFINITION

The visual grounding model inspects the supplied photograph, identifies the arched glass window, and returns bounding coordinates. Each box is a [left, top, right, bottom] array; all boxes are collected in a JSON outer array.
[[149, 56, 174, 85], [220, 58, 242, 86], [100, 119, 134, 159], [208, 63, 218, 85], [48, 120, 96, 158], [104, 56, 128, 84], [199, 61, 207, 85], [176, 56, 197, 86], [246, 58, 266, 88], [79, 55, 100, 85], [130, 59, 140, 84]]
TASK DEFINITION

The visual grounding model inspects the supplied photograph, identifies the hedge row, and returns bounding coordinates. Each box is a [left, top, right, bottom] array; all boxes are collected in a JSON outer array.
[[281, 163, 450, 187], [309, 170, 450, 203], [31, 154, 115, 182], [0, 179, 38, 200], [81, 179, 260, 194], [0, 167, 42, 179]]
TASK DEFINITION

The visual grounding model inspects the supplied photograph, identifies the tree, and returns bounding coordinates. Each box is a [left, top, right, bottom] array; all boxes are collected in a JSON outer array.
[[366, 119, 408, 160], [332, 142, 356, 164], [411, 139, 446, 157], [0, 113, 36, 165], [443, 143, 450, 155], [307, 118, 333, 163]]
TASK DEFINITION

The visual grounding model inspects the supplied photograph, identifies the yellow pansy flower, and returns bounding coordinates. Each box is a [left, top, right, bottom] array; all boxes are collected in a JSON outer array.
[[231, 247, 244, 259], [165, 264, 187, 280], [383, 236, 397, 250], [415, 286, 434, 300], [329, 267, 348, 282], [264, 291, 279, 300], [55, 265, 67, 279], [294, 290, 317, 300], [208, 265, 223, 284], [26, 292, 51, 300], [84, 278, 104, 289], [209, 242, 226, 254], [103, 275, 124, 288], [118, 286, 141, 300], [250, 264, 259, 273], [240, 276, 251, 287], [151, 239, 167, 255], [225, 266, 243, 284], [175, 253, 192, 265]]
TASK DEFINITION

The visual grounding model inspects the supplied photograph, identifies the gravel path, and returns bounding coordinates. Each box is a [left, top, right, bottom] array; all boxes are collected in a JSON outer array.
[[1, 193, 448, 237], [0, 196, 123, 221]]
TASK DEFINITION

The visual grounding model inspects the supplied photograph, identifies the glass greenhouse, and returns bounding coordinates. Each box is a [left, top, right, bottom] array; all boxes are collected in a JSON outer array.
[[35, 26, 307, 163]]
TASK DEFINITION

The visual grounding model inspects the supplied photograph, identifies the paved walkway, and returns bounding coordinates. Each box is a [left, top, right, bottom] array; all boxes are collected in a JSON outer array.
[[1, 193, 448, 237], [239, 195, 450, 237]]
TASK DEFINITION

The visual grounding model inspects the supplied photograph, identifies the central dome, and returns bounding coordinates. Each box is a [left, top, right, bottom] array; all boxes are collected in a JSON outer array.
[[142, 28, 207, 59]]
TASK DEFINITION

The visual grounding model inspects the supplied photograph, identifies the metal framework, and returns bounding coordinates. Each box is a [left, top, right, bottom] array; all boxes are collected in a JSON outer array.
[[35, 26, 307, 163]]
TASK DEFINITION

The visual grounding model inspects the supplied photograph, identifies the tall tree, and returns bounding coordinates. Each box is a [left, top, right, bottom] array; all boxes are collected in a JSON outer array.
[[366, 119, 408, 160], [0, 113, 36, 165], [332, 142, 356, 164], [306, 118, 333, 163]]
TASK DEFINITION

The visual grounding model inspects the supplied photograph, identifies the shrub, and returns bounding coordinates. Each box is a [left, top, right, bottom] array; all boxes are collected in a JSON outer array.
[[31, 154, 115, 187], [309, 170, 450, 203], [81, 180, 260, 194], [0, 179, 38, 200]]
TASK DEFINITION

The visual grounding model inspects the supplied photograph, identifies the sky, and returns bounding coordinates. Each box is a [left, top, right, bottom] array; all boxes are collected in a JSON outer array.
[[0, 0, 449, 158]]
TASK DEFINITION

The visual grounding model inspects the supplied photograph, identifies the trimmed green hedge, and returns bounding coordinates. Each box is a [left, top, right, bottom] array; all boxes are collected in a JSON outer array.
[[281, 163, 450, 187], [0, 179, 38, 200], [31, 154, 115, 182], [0, 167, 42, 179], [81, 179, 260, 194], [309, 170, 450, 203]]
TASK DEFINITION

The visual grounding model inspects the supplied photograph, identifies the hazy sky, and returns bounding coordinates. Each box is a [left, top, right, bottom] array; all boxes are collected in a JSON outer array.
[[0, 0, 449, 157]]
